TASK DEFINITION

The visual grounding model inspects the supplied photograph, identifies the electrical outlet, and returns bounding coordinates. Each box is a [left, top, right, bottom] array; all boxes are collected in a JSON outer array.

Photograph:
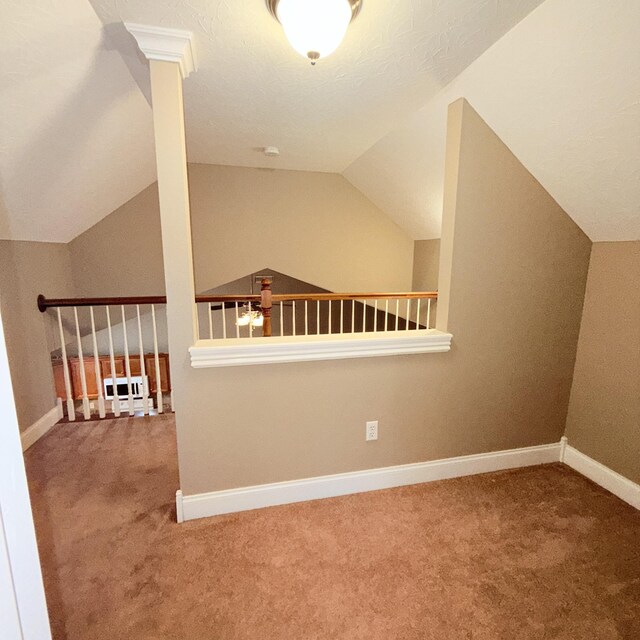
[[366, 420, 378, 441]]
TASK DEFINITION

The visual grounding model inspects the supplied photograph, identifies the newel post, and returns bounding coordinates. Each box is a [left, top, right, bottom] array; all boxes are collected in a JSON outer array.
[[261, 279, 273, 337]]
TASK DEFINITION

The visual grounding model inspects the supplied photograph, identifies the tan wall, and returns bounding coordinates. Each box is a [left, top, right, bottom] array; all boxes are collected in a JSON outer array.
[[69, 184, 165, 297], [0, 240, 75, 432], [69, 164, 414, 297], [173, 99, 591, 495], [565, 241, 640, 483], [412, 239, 440, 291]]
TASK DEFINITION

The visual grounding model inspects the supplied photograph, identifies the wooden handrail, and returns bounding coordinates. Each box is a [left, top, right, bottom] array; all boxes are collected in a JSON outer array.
[[37, 291, 438, 312], [37, 294, 168, 311]]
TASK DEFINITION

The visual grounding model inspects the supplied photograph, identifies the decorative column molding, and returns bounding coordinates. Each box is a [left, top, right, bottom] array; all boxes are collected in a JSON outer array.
[[127, 23, 200, 488], [145, 59, 200, 419], [125, 23, 197, 79]]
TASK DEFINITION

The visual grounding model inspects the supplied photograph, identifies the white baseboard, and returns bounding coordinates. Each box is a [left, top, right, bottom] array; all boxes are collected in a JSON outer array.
[[20, 400, 63, 452], [561, 437, 640, 510], [177, 441, 561, 523]]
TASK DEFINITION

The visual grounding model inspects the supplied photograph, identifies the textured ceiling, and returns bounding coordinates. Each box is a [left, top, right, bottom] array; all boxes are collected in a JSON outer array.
[[345, 0, 640, 242], [0, 0, 156, 243], [1, 0, 636, 244], [89, 0, 545, 173]]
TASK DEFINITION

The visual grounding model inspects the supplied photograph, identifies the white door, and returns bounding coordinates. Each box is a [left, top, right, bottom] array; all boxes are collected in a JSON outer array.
[[0, 307, 51, 639]]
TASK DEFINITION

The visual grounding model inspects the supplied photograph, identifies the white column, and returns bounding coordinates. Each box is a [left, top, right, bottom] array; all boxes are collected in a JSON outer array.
[[126, 25, 199, 423]]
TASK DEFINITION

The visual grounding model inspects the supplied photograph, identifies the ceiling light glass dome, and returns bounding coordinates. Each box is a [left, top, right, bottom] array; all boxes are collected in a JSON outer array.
[[268, 0, 362, 65]]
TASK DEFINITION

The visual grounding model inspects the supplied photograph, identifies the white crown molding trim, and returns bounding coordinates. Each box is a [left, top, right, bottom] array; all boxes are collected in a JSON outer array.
[[190, 330, 453, 368], [20, 400, 63, 452], [124, 23, 197, 79], [562, 437, 640, 510], [177, 441, 560, 521]]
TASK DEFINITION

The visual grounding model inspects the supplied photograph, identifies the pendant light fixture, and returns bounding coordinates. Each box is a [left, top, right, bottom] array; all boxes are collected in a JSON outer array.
[[267, 0, 362, 65], [236, 303, 264, 328], [235, 274, 267, 329]]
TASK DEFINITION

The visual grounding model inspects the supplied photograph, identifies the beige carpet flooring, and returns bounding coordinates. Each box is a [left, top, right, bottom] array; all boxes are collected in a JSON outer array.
[[25, 416, 640, 639]]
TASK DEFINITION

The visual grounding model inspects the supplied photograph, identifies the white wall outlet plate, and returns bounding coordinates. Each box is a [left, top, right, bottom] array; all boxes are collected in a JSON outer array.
[[366, 420, 378, 441]]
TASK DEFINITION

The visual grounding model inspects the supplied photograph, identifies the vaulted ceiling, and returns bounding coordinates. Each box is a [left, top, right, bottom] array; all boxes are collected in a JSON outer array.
[[0, 0, 156, 243], [345, 0, 640, 241], [0, 0, 638, 243]]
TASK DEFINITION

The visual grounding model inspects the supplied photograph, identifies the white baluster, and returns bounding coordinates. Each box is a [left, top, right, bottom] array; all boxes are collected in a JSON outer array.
[[235, 302, 240, 338], [328, 300, 332, 335], [406, 299, 411, 331], [73, 307, 90, 420], [316, 300, 320, 336], [89, 307, 105, 418], [351, 298, 355, 333], [427, 298, 432, 330], [340, 300, 344, 334], [151, 304, 163, 414], [136, 305, 149, 415], [374, 300, 378, 332], [105, 307, 120, 417], [56, 308, 75, 421], [416, 299, 421, 330], [292, 301, 296, 336], [222, 302, 227, 339], [208, 303, 213, 339], [280, 301, 284, 336], [395, 300, 400, 332], [305, 300, 309, 336], [248, 301, 253, 339], [362, 300, 366, 333], [121, 305, 134, 415], [385, 300, 389, 332]]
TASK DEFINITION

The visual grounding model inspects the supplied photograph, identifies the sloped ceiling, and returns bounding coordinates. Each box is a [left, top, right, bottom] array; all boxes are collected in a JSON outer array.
[[0, 0, 637, 244], [0, 0, 156, 243], [345, 0, 640, 241], [88, 0, 545, 172], [0, 0, 545, 242]]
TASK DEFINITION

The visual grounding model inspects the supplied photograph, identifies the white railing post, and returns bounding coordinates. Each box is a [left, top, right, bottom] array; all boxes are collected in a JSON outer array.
[[416, 299, 421, 330], [151, 304, 163, 414], [222, 303, 227, 339], [121, 305, 135, 414], [427, 298, 432, 330], [56, 308, 75, 422], [105, 307, 121, 417], [280, 301, 284, 337], [73, 307, 91, 420], [89, 307, 106, 418], [136, 305, 150, 415], [292, 301, 296, 337], [384, 300, 389, 332]]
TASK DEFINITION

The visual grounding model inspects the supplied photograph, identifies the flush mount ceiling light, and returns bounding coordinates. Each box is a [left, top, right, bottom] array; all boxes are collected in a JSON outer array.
[[267, 0, 362, 65]]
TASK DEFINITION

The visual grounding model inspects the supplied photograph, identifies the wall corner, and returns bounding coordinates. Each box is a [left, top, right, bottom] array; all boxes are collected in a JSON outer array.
[[435, 98, 466, 332]]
